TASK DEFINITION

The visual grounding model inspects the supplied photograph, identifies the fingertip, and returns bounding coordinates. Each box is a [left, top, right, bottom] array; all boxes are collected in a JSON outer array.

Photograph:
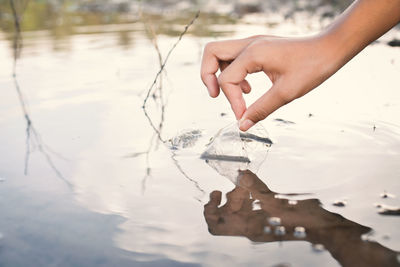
[[203, 75, 220, 98], [239, 118, 255, 131]]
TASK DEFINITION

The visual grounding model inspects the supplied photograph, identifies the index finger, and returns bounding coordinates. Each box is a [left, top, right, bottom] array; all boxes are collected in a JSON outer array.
[[200, 37, 259, 98]]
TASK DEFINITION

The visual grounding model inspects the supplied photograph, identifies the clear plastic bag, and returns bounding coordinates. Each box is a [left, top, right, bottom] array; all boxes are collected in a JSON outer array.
[[201, 122, 272, 183]]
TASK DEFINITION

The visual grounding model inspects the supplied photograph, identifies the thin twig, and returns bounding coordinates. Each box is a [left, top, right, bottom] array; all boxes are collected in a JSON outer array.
[[142, 11, 200, 142]]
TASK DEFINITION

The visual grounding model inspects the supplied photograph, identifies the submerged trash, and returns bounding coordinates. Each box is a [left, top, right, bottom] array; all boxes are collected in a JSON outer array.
[[312, 244, 325, 252], [168, 129, 202, 150], [201, 122, 271, 182], [274, 226, 286, 236], [268, 217, 281, 226], [293, 226, 306, 238]]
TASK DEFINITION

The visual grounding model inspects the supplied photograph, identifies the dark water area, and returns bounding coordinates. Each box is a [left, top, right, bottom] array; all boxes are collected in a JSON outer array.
[[1, 1, 400, 266]]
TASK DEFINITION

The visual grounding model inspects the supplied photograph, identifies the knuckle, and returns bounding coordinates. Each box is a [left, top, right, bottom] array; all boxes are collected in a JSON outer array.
[[251, 108, 268, 122], [204, 41, 216, 53], [217, 73, 227, 86]]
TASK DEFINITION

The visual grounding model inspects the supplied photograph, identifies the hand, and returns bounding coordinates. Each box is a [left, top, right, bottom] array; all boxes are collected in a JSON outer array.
[[200, 0, 400, 131], [200, 35, 336, 131]]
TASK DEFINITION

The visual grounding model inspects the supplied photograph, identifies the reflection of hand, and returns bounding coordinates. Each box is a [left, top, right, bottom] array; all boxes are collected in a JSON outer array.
[[200, 1, 400, 131], [204, 170, 400, 266]]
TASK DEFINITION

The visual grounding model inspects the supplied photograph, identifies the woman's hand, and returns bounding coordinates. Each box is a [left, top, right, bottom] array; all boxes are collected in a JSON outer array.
[[200, 0, 400, 131], [201, 35, 337, 131]]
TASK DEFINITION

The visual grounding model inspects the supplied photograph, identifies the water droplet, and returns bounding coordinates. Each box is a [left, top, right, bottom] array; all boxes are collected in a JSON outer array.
[[268, 217, 281, 226], [288, 200, 298, 206], [252, 200, 261, 211], [274, 226, 286, 236], [312, 244, 325, 252], [332, 200, 346, 207], [263, 226, 271, 234], [293, 226, 306, 238]]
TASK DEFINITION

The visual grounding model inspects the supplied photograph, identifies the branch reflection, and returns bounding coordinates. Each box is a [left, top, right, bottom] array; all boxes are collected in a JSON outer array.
[[9, 0, 71, 189], [204, 170, 400, 267]]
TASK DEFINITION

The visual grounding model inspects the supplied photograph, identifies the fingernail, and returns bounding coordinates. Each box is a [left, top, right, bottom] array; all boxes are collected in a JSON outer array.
[[239, 118, 255, 131]]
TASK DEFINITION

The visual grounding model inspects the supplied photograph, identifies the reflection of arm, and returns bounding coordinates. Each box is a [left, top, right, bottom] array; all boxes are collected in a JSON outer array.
[[204, 170, 400, 267]]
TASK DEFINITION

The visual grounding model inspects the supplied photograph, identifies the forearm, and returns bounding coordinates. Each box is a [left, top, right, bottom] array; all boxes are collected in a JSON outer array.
[[321, 0, 400, 70]]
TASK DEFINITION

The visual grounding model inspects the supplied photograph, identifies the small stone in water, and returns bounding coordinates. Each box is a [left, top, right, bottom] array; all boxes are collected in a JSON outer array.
[[332, 200, 346, 207], [312, 244, 325, 252], [274, 226, 286, 236], [268, 217, 281, 226], [288, 200, 298, 205], [263, 226, 271, 234], [378, 206, 400, 216], [380, 191, 396, 199], [293, 226, 306, 238]]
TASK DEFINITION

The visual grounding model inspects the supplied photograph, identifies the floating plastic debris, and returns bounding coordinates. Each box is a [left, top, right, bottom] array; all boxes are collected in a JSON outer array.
[[268, 217, 281, 226], [332, 200, 346, 207], [293, 226, 306, 238], [312, 244, 325, 252], [274, 226, 286, 236], [263, 226, 271, 234], [288, 200, 298, 206], [252, 200, 262, 211], [168, 129, 202, 150], [380, 190, 396, 199], [201, 122, 271, 183]]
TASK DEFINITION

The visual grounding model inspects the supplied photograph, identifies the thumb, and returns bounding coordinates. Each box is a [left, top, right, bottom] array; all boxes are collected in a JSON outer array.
[[239, 80, 292, 131]]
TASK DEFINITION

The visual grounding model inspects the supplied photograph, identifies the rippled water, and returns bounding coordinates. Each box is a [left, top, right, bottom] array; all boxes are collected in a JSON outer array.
[[1, 4, 400, 267]]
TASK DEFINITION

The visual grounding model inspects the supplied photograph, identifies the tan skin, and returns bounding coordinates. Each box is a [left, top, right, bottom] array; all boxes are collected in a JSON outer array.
[[204, 170, 400, 267], [200, 0, 400, 131]]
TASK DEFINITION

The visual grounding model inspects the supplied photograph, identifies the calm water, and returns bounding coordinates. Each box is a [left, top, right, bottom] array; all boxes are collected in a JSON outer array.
[[1, 3, 400, 267]]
